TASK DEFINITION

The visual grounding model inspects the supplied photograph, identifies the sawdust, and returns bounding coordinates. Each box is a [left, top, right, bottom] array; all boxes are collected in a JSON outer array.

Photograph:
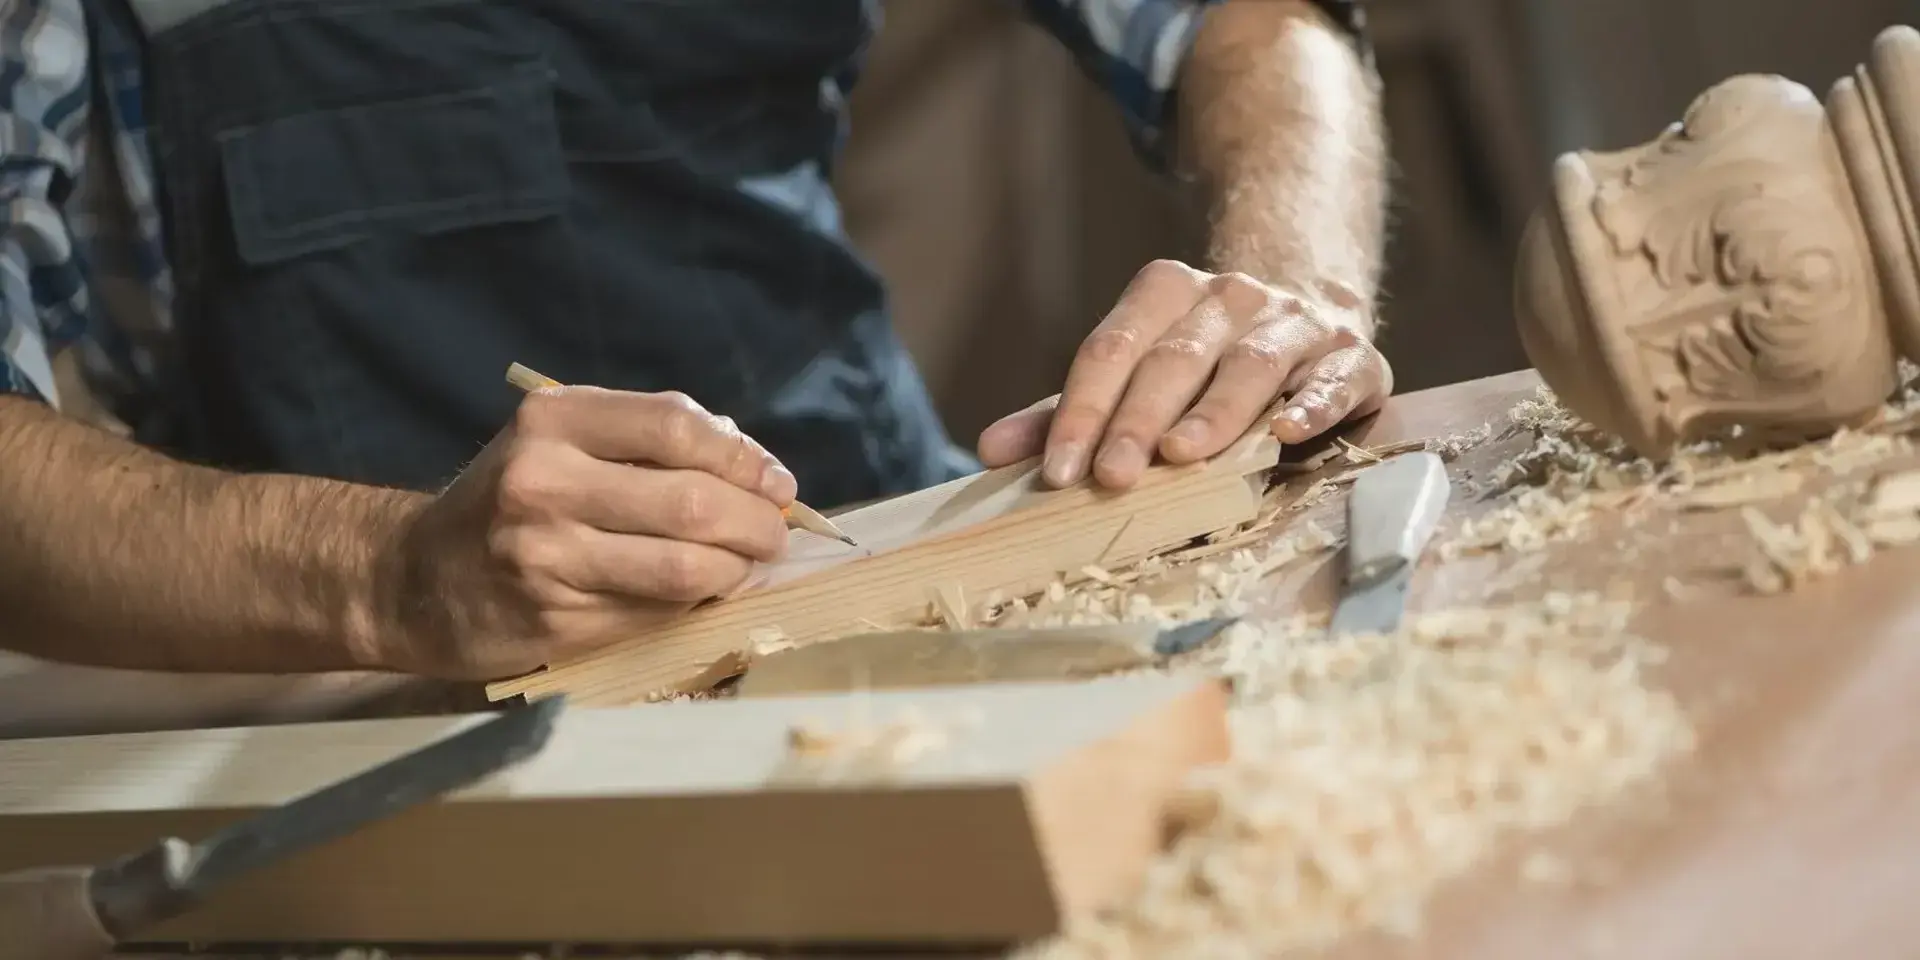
[[368, 387, 1920, 959], [1017, 593, 1694, 959], [1435, 385, 1920, 569], [1733, 466, 1920, 594], [773, 702, 973, 785]]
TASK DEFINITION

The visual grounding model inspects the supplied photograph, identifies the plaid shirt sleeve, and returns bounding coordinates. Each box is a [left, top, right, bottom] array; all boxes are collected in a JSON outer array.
[[0, 0, 93, 407], [1020, 0, 1373, 162]]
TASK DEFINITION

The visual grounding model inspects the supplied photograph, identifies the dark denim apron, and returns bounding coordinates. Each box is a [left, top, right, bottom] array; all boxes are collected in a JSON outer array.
[[121, 0, 974, 508]]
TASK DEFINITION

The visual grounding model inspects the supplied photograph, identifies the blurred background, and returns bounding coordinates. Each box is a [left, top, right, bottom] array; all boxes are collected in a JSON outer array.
[[835, 0, 1915, 444]]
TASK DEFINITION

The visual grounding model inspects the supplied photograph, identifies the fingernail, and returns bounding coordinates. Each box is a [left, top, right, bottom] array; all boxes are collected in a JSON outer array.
[[760, 462, 797, 501], [1043, 441, 1085, 486], [1272, 406, 1310, 439], [1169, 417, 1207, 445], [1096, 437, 1146, 479]]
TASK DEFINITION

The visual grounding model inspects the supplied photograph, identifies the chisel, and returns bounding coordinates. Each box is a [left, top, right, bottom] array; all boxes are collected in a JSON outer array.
[[734, 617, 1240, 697], [0, 696, 566, 960], [1327, 450, 1451, 637], [505, 363, 858, 546]]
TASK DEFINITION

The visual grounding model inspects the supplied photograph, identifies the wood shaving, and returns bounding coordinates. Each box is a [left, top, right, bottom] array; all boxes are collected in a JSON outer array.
[[1440, 386, 1920, 563], [1019, 594, 1694, 958], [1439, 487, 1600, 559], [745, 626, 792, 658], [1670, 471, 1804, 510], [1737, 467, 1920, 594], [1336, 437, 1384, 463], [778, 705, 965, 784], [930, 583, 973, 629], [1430, 424, 1493, 461], [1520, 850, 1575, 886]]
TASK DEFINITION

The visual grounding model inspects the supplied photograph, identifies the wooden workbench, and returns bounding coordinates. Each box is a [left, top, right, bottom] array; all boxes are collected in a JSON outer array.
[[132, 369, 1920, 958]]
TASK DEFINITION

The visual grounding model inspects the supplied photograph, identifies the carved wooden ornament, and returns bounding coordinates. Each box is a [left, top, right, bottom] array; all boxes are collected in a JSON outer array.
[[1515, 25, 1920, 456]]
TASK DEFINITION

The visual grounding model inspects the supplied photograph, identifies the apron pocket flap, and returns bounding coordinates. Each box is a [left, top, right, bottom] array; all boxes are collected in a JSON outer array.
[[218, 62, 568, 266]]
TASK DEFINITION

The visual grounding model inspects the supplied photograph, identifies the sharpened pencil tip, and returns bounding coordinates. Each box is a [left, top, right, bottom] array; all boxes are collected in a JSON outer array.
[[838, 534, 860, 547]]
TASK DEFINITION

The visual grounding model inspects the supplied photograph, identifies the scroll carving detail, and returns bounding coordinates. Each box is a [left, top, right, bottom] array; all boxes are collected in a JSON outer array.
[[1514, 41, 1920, 458]]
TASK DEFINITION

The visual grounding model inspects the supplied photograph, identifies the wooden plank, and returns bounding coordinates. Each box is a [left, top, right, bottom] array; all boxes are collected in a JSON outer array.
[[0, 674, 1230, 946], [489, 430, 1280, 705]]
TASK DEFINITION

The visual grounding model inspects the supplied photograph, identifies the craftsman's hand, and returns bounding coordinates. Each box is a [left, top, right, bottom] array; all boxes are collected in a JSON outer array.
[[977, 260, 1391, 489], [383, 387, 796, 680]]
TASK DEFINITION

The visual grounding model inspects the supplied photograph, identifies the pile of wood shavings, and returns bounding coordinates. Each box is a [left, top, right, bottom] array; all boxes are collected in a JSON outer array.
[[969, 522, 1343, 633], [1017, 593, 1694, 959], [1439, 385, 1920, 561], [1736, 465, 1920, 594]]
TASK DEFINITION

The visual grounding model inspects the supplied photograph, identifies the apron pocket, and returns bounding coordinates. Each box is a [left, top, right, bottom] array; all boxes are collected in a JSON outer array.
[[218, 61, 568, 265], [203, 60, 581, 488]]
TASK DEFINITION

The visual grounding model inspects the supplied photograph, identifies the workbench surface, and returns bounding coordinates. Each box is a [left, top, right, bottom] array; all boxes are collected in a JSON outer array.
[[129, 370, 1920, 959]]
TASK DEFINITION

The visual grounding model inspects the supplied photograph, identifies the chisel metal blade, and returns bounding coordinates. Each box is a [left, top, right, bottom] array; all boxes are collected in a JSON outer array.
[[1151, 616, 1242, 657], [1328, 566, 1416, 637], [1326, 451, 1450, 638], [88, 695, 566, 938]]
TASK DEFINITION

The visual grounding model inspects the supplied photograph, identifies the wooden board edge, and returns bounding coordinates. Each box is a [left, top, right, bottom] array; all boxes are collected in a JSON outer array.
[[1024, 673, 1233, 920], [501, 470, 1266, 705], [1, 678, 1226, 944], [483, 432, 1281, 703]]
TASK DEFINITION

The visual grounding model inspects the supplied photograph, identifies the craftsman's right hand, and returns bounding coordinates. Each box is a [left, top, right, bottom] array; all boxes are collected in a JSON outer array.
[[380, 386, 798, 680]]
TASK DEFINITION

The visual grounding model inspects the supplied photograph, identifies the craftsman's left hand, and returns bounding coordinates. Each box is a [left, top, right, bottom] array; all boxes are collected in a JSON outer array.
[[977, 260, 1391, 489]]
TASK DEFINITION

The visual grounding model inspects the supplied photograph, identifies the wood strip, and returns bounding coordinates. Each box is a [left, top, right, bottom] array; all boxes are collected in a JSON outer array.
[[489, 431, 1280, 704], [0, 675, 1230, 945]]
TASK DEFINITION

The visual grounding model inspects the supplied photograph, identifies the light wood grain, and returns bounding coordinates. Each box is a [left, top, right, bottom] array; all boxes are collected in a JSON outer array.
[[488, 429, 1280, 704], [0, 674, 1229, 945]]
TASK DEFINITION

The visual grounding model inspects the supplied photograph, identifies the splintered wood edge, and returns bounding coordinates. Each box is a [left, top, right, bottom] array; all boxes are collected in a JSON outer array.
[[488, 439, 1280, 703], [0, 676, 1227, 944]]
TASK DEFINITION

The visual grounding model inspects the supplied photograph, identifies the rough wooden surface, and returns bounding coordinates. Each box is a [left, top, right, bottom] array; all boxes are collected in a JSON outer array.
[[5, 676, 1230, 946], [130, 368, 1920, 957]]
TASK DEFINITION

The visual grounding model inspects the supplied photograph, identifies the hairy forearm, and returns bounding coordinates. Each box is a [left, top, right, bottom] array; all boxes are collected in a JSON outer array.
[[1178, 0, 1387, 330], [0, 397, 426, 673]]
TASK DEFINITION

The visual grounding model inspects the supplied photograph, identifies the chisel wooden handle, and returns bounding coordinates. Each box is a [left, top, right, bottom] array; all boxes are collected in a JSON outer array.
[[0, 866, 115, 960]]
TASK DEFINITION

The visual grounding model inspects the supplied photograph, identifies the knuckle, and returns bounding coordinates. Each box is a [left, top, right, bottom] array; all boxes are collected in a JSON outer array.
[[1146, 336, 1209, 363], [1052, 401, 1109, 439], [510, 390, 565, 437], [1321, 382, 1355, 410], [1273, 293, 1314, 319], [1211, 271, 1271, 306], [1328, 324, 1364, 350], [656, 390, 701, 414], [655, 546, 721, 600], [1212, 270, 1261, 293], [725, 437, 762, 484], [530, 608, 576, 642], [1225, 338, 1289, 373], [1295, 388, 1339, 414], [664, 480, 714, 534], [655, 405, 705, 458], [487, 527, 561, 580], [1138, 258, 1200, 287], [493, 456, 556, 516], [524, 580, 581, 615], [1077, 327, 1141, 365]]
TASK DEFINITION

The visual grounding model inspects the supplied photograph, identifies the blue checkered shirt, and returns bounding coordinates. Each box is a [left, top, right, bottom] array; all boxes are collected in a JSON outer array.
[[0, 0, 1365, 428]]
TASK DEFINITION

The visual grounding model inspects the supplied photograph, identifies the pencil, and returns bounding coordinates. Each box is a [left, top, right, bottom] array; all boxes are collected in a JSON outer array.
[[504, 363, 859, 547]]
